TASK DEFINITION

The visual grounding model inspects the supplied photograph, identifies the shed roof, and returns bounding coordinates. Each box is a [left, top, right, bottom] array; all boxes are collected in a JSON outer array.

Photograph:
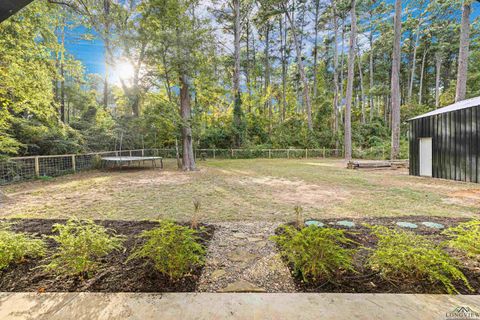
[[0, 0, 33, 23], [408, 96, 480, 121]]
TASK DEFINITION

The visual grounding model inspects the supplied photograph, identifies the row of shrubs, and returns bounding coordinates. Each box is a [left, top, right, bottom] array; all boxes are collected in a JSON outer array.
[[0, 219, 205, 280], [273, 220, 480, 294]]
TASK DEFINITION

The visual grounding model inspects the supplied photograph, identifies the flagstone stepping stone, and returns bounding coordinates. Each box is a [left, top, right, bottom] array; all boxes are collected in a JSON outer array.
[[211, 269, 227, 280], [396, 221, 418, 229], [247, 237, 263, 242], [337, 220, 355, 228], [227, 250, 259, 263], [305, 220, 324, 227], [421, 221, 445, 229], [219, 280, 266, 293]]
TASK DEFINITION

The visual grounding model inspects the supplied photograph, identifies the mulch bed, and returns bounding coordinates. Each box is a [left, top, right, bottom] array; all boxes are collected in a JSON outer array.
[[278, 216, 480, 294], [0, 219, 214, 292]]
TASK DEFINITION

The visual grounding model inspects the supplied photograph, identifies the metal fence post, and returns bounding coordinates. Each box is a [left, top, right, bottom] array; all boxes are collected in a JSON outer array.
[[213, 149, 216, 159], [34, 156, 40, 177], [141, 149, 145, 157], [72, 155, 76, 173], [305, 149, 308, 159], [287, 149, 290, 159], [269, 149, 271, 159], [323, 147, 326, 158], [129, 150, 132, 157], [231, 149, 234, 158]]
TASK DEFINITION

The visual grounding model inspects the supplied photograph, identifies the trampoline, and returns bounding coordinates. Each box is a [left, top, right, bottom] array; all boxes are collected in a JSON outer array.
[[101, 156, 163, 169]]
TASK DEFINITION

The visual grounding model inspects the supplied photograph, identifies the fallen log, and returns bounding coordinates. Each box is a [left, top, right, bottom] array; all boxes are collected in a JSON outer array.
[[347, 160, 409, 170]]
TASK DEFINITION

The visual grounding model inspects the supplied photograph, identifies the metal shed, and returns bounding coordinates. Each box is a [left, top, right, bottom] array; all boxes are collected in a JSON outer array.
[[0, 0, 33, 23], [408, 96, 480, 183]]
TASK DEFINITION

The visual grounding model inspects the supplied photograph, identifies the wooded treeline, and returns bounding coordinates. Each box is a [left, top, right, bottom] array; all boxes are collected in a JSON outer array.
[[1, 0, 479, 165]]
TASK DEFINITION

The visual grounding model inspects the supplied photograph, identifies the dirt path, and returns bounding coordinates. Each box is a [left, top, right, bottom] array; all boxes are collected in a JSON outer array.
[[198, 222, 296, 293]]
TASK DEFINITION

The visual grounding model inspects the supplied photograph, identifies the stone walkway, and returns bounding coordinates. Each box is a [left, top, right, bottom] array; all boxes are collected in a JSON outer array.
[[198, 222, 295, 292], [2, 292, 480, 320]]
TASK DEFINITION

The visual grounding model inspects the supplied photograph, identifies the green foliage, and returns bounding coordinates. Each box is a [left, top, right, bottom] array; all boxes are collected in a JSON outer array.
[[43, 219, 125, 277], [128, 221, 206, 280], [272, 225, 357, 282], [0, 223, 46, 270], [443, 220, 480, 259], [367, 226, 471, 294]]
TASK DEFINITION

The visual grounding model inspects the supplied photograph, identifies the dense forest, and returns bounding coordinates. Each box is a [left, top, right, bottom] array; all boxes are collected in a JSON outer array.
[[1, 0, 479, 166]]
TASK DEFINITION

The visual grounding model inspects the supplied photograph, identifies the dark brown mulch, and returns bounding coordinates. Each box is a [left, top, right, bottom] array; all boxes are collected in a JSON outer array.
[[278, 216, 480, 294], [0, 219, 214, 293]]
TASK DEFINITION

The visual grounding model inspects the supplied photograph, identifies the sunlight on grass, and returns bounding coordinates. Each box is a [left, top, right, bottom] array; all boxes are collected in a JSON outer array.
[[1, 159, 478, 221]]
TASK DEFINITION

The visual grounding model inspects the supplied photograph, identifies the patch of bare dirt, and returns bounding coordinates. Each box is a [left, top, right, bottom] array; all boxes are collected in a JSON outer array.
[[445, 189, 480, 206], [236, 176, 349, 205]]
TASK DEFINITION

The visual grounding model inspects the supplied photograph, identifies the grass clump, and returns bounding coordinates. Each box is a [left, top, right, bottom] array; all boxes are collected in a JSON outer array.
[[272, 225, 356, 282], [0, 223, 46, 270], [367, 226, 471, 294], [442, 220, 480, 259], [43, 219, 125, 277], [127, 221, 206, 280]]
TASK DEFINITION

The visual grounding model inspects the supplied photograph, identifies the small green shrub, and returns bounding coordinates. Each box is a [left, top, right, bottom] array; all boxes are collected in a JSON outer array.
[[0, 223, 46, 270], [442, 220, 480, 259], [272, 225, 357, 282], [127, 221, 206, 280], [367, 226, 471, 294], [43, 219, 125, 277]]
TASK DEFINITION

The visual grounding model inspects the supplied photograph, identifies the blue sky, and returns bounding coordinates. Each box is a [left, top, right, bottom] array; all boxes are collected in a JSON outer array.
[[64, 25, 105, 75], [64, 1, 480, 77]]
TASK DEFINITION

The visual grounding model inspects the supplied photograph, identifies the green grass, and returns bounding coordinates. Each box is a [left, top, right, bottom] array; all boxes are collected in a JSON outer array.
[[1, 158, 478, 221]]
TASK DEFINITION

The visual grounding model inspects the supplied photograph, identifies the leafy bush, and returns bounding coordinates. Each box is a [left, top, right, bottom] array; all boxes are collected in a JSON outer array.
[[0, 223, 46, 270], [442, 220, 480, 259], [127, 221, 206, 280], [367, 226, 471, 294], [43, 219, 125, 277], [272, 225, 357, 282]]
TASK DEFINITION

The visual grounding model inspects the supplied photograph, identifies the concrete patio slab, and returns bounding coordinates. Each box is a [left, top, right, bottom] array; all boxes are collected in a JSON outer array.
[[1, 292, 479, 320]]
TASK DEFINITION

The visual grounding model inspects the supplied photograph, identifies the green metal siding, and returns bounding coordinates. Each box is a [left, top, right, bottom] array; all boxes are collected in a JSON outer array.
[[409, 105, 480, 183]]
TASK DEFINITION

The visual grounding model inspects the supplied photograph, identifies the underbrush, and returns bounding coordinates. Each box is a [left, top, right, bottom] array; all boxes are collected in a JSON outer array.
[[272, 225, 357, 282], [366, 226, 471, 294], [0, 223, 46, 270], [442, 220, 480, 259], [42, 219, 125, 277], [127, 220, 206, 280]]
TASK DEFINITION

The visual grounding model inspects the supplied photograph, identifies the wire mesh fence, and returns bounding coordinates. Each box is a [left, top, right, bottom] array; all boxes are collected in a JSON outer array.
[[0, 148, 347, 185]]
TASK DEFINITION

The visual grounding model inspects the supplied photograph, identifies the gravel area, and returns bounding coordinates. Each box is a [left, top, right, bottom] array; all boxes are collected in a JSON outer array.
[[198, 222, 296, 292]]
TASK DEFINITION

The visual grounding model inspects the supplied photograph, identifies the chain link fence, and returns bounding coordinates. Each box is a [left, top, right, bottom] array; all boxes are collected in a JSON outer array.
[[0, 148, 347, 185]]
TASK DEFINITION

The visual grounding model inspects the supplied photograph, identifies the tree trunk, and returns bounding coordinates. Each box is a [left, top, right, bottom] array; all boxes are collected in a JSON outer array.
[[390, 0, 402, 160], [280, 15, 287, 122], [232, 0, 243, 146], [455, 2, 471, 102], [344, 0, 357, 161], [102, 0, 110, 109], [418, 47, 428, 105], [435, 52, 442, 108], [264, 23, 271, 117], [312, 0, 320, 101], [369, 14, 374, 121], [60, 20, 66, 123], [246, 20, 252, 101], [285, 7, 312, 131], [332, 0, 340, 155], [340, 21, 345, 105], [180, 74, 196, 171], [357, 47, 366, 124], [407, 20, 421, 102]]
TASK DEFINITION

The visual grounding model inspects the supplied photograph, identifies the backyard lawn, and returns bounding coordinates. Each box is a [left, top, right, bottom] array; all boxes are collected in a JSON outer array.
[[1, 158, 479, 221]]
